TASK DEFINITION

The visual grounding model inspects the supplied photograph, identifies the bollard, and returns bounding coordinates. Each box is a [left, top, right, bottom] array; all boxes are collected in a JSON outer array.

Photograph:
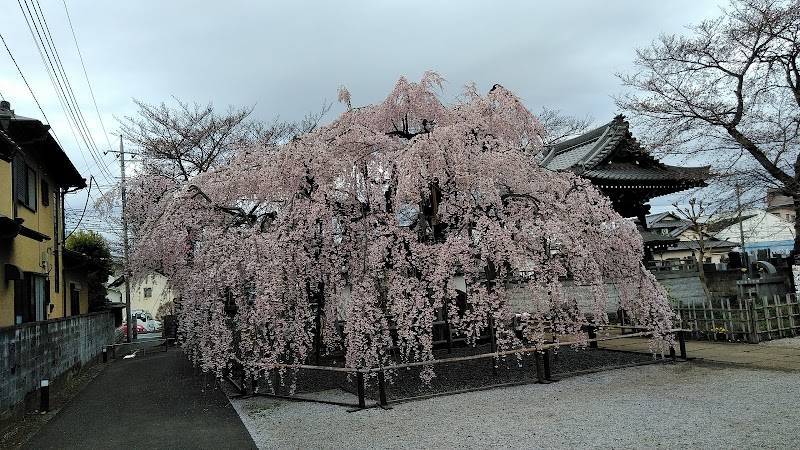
[[678, 330, 687, 359], [103, 347, 108, 363], [40, 379, 49, 413]]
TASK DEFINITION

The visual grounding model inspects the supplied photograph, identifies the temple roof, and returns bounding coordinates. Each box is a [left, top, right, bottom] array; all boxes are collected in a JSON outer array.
[[540, 115, 710, 189]]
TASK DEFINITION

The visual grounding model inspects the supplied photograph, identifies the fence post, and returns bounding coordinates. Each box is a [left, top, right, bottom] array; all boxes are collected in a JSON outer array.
[[314, 304, 322, 365], [542, 348, 551, 380], [377, 370, 388, 407], [678, 330, 686, 360], [488, 314, 497, 376], [587, 325, 597, 348], [357, 371, 366, 409], [750, 297, 760, 344], [535, 351, 545, 383]]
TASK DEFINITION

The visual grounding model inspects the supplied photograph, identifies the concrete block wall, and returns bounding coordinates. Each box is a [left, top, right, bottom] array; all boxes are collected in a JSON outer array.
[[654, 272, 707, 306], [0, 312, 114, 421]]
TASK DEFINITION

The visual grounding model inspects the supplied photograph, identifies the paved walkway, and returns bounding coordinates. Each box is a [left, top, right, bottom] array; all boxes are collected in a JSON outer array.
[[20, 343, 256, 450], [11, 331, 800, 449], [597, 330, 800, 372]]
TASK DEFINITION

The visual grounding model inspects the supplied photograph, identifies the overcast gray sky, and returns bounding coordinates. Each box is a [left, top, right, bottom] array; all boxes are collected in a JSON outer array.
[[0, 1, 728, 233]]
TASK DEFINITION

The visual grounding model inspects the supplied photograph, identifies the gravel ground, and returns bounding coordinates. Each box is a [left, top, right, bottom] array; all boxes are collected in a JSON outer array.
[[758, 335, 800, 348], [231, 361, 800, 449]]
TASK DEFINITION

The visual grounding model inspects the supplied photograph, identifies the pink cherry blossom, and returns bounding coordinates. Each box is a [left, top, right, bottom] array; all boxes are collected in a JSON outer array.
[[126, 72, 674, 384]]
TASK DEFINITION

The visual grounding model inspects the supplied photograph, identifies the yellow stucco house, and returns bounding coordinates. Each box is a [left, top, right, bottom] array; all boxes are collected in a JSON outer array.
[[0, 100, 88, 327]]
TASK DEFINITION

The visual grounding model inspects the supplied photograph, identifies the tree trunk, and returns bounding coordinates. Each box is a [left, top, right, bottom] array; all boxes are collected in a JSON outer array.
[[794, 194, 800, 255], [697, 250, 712, 302]]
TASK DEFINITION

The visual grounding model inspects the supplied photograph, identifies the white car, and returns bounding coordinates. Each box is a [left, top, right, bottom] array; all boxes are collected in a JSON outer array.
[[142, 319, 162, 332]]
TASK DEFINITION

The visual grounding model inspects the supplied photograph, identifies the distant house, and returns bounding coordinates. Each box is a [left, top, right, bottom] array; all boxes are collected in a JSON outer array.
[[765, 189, 795, 223], [642, 212, 737, 266], [107, 273, 177, 321], [712, 208, 795, 257], [0, 100, 88, 326]]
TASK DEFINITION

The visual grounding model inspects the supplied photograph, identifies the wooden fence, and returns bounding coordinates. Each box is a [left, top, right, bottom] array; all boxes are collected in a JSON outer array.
[[676, 293, 800, 343]]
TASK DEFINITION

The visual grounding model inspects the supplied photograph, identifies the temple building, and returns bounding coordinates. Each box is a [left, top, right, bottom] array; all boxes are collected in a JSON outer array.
[[539, 115, 709, 226]]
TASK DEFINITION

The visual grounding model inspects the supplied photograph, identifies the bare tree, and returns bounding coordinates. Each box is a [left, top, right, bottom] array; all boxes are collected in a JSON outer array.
[[672, 198, 719, 300], [117, 98, 329, 182], [538, 107, 594, 146], [616, 0, 800, 251]]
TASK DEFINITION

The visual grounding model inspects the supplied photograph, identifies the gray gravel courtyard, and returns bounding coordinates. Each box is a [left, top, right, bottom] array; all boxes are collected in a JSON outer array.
[[230, 361, 800, 449]]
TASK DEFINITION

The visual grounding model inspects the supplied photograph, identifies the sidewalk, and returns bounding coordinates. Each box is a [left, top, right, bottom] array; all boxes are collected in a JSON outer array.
[[19, 344, 256, 450], [597, 330, 800, 372]]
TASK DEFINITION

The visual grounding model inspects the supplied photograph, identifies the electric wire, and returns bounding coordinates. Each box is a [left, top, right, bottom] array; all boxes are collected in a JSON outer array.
[[61, 0, 115, 155], [16, 0, 95, 177], [0, 31, 56, 132], [65, 175, 93, 239], [24, 0, 116, 184], [31, 0, 114, 173]]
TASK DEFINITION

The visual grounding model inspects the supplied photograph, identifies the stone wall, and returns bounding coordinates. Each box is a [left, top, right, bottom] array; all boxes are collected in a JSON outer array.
[[654, 272, 708, 306], [0, 312, 114, 422]]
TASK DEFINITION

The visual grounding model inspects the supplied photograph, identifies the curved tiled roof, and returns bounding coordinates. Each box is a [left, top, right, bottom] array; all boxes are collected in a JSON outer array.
[[541, 115, 709, 187]]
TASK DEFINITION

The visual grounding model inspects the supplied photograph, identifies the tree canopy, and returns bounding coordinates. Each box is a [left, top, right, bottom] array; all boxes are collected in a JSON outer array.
[[65, 230, 113, 311], [616, 0, 800, 250], [130, 73, 673, 382]]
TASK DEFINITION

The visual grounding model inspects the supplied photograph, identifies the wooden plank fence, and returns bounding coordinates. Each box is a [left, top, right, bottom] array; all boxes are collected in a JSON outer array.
[[676, 293, 800, 343]]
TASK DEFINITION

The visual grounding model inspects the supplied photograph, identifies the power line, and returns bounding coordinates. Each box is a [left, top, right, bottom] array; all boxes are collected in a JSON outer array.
[[61, 0, 114, 155], [65, 175, 93, 239], [30, 0, 116, 183], [17, 0, 116, 185], [0, 31, 55, 129]]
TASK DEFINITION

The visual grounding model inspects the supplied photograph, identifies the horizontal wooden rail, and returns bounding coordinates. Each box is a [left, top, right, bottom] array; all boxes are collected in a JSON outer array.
[[267, 328, 686, 374]]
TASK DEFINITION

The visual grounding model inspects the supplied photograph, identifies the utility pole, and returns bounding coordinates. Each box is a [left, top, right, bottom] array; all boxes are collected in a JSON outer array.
[[118, 137, 134, 343]]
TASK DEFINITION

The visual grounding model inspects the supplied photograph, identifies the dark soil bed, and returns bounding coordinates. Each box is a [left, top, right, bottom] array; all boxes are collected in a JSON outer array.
[[252, 344, 664, 403]]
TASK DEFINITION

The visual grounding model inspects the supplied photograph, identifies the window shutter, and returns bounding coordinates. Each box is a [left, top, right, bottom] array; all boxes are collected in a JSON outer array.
[[14, 158, 26, 203], [41, 179, 49, 206], [26, 167, 36, 210]]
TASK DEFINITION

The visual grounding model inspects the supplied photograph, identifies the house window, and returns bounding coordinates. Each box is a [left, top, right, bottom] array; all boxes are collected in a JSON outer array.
[[14, 159, 37, 211], [144, 287, 153, 298], [70, 283, 81, 315], [14, 273, 49, 323]]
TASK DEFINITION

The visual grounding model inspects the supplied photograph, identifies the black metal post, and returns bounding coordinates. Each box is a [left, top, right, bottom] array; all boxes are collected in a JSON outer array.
[[102, 347, 108, 363], [377, 370, 388, 407], [357, 372, 366, 409], [679, 330, 687, 360], [669, 344, 676, 361]]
